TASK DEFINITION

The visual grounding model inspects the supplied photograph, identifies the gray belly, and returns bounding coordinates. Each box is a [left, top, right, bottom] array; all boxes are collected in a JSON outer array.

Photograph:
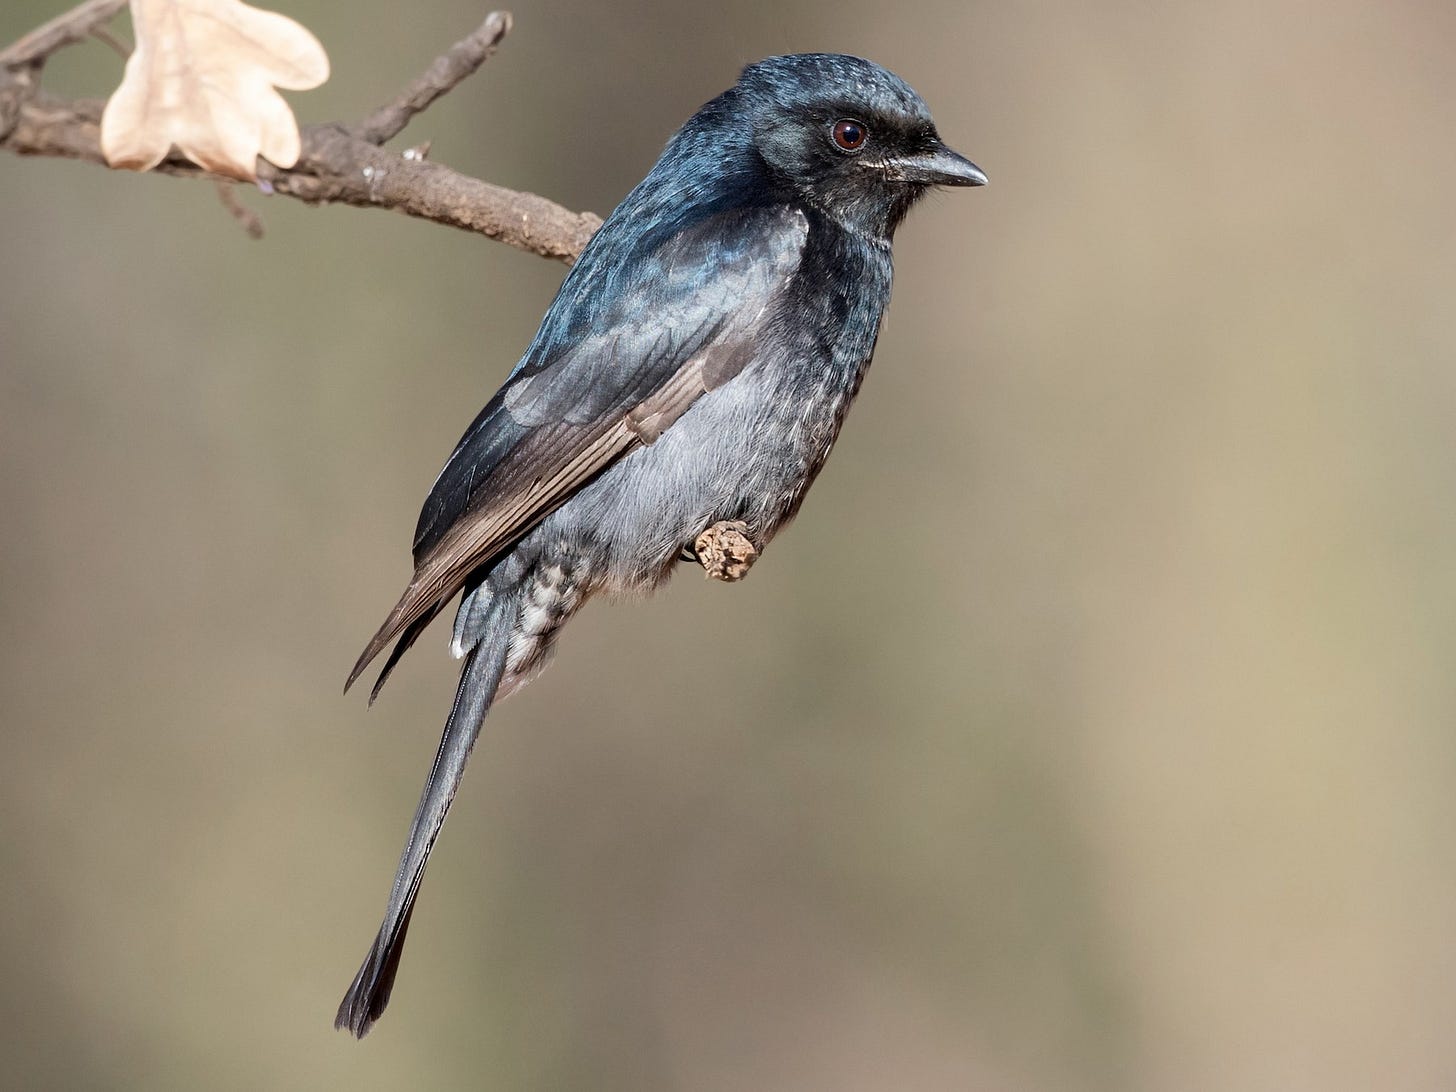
[[531, 353, 858, 595], [457, 349, 868, 690]]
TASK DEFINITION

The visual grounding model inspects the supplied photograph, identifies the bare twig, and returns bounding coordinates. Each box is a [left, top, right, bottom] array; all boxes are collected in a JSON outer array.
[[215, 180, 264, 239], [0, 7, 603, 263], [0, 0, 128, 69], [88, 25, 131, 60], [356, 10, 511, 145]]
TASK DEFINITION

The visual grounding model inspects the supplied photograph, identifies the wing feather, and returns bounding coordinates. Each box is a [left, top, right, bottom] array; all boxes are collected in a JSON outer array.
[[347, 205, 808, 692]]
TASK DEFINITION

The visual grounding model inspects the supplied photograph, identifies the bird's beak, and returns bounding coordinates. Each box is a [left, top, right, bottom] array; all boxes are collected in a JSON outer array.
[[885, 144, 988, 187]]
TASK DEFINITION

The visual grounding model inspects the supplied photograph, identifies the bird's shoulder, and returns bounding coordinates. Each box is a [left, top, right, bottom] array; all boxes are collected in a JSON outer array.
[[521, 200, 809, 371]]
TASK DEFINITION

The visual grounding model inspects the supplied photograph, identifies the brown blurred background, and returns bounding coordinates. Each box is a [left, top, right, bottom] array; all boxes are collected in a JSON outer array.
[[4, 0, 1456, 1088]]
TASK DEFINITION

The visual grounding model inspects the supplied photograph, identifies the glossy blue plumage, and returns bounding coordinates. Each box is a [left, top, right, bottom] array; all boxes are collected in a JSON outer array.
[[337, 53, 985, 1037]]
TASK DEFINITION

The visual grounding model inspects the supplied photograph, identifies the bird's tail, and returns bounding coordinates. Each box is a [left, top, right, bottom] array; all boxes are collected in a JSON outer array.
[[334, 597, 512, 1038]]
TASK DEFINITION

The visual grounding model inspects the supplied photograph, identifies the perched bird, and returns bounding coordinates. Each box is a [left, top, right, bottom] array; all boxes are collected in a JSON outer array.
[[336, 52, 985, 1037]]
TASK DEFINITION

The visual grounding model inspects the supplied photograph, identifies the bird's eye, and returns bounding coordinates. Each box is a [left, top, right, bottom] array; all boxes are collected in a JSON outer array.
[[832, 119, 867, 152]]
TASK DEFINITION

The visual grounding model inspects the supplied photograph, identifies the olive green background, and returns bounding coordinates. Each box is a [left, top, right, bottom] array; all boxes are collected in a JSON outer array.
[[4, 1, 1455, 1088]]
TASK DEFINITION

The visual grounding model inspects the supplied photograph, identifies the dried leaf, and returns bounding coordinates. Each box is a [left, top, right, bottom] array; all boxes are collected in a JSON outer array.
[[101, 0, 329, 181]]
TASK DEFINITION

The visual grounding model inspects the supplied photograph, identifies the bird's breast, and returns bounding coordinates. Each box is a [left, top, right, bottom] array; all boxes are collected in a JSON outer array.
[[523, 227, 892, 595]]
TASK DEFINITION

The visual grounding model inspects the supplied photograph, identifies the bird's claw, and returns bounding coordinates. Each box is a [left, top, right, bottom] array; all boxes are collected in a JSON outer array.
[[692, 521, 758, 582]]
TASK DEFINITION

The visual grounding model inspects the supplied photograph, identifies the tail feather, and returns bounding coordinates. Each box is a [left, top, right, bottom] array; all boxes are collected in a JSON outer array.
[[335, 601, 512, 1038]]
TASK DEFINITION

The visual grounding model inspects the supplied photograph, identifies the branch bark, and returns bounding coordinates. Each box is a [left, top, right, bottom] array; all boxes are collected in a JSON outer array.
[[0, 5, 602, 263], [0, 0, 128, 68]]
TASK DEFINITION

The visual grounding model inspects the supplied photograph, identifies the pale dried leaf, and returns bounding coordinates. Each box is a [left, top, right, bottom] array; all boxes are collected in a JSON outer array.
[[101, 0, 329, 181]]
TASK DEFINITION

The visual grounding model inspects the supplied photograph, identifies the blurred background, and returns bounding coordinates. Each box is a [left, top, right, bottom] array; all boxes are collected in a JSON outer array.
[[4, 0, 1456, 1088]]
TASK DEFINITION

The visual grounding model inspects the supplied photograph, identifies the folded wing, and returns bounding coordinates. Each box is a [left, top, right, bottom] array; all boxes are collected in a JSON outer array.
[[348, 204, 809, 693]]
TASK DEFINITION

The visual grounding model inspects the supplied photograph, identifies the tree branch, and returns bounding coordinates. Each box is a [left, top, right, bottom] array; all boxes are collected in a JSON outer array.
[[356, 10, 510, 145], [0, 0, 127, 69], [0, 5, 602, 263]]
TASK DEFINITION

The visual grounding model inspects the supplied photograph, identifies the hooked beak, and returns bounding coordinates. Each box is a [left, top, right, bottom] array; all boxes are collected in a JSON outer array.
[[884, 143, 988, 187]]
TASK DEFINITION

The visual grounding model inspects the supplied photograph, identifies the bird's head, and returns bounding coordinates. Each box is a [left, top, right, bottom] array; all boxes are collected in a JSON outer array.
[[729, 54, 985, 240]]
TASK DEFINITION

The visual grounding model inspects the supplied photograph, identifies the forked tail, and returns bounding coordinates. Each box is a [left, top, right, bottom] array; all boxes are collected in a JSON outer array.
[[335, 600, 511, 1037]]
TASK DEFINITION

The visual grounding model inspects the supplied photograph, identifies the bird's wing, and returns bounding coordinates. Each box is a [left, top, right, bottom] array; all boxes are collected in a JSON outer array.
[[347, 204, 809, 692]]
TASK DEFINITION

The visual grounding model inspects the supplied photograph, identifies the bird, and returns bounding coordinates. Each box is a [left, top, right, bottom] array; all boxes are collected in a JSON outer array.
[[335, 52, 985, 1037]]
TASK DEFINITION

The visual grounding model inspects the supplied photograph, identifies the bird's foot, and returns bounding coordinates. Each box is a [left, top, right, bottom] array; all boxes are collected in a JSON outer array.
[[692, 521, 758, 582]]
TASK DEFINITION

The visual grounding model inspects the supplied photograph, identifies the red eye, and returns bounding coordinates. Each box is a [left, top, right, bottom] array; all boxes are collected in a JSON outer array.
[[832, 119, 867, 151]]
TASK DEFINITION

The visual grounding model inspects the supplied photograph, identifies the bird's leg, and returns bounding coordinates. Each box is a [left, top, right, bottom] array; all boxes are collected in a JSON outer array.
[[690, 520, 759, 582]]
